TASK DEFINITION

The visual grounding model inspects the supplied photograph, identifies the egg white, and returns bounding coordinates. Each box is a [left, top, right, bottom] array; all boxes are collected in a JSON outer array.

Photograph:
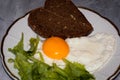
[[34, 33, 116, 73]]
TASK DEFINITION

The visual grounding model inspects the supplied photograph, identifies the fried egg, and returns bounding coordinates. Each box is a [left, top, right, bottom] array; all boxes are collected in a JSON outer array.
[[34, 33, 116, 73]]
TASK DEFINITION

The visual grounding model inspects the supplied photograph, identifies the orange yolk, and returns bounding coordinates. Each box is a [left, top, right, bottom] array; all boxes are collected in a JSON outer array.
[[42, 37, 69, 60]]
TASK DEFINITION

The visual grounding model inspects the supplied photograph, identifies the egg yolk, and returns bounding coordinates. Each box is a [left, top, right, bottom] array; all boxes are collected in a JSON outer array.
[[42, 37, 69, 60]]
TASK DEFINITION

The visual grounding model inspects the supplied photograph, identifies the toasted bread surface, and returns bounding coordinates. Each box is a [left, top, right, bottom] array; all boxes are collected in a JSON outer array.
[[28, 0, 93, 39]]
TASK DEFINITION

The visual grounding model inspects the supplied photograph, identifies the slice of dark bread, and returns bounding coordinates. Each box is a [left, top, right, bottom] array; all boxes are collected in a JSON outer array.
[[28, 0, 93, 39], [28, 8, 90, 39]]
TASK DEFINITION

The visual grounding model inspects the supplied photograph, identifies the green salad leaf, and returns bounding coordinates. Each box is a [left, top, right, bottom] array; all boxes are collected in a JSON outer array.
[[8, 33, 95, 80]]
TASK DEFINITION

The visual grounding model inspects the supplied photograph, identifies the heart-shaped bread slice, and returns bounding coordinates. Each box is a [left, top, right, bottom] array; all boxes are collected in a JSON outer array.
[[28, 0, 93, 39], [28, 8, 92, 38]]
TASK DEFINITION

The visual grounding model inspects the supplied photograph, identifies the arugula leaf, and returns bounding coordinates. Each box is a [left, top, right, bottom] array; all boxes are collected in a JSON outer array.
[[15, 53, 33, 80], [53, 63, 68, 78], [8, 33, 24, 55], [8, 33, 33, 80], [38, 52, 44, 62], [63, 59, 95, 80], [26, 35, 39, 56]]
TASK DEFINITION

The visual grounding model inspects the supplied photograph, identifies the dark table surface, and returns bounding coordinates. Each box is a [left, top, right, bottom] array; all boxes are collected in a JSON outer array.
[[0, 0, 120, 80]]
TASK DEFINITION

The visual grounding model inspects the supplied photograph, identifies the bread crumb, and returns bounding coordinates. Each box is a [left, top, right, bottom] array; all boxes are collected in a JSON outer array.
[[70, 14, 76, 20]]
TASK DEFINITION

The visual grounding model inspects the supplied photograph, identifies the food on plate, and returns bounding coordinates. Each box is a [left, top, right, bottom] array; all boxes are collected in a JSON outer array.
[[28, 0, 93, 39], [8, 32, 116, 80], [34, 33, 115, 73], [8, 34, 95, 80]]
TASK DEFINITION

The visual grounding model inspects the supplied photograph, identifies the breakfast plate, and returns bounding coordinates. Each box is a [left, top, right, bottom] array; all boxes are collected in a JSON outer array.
[[1, 7, 120, 80]]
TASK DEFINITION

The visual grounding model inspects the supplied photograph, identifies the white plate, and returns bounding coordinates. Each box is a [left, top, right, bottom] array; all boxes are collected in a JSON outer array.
[[1, 7, 120, 80]]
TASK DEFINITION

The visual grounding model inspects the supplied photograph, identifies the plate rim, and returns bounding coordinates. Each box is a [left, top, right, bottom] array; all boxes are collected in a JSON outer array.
[[1, 7, 120, 80]]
